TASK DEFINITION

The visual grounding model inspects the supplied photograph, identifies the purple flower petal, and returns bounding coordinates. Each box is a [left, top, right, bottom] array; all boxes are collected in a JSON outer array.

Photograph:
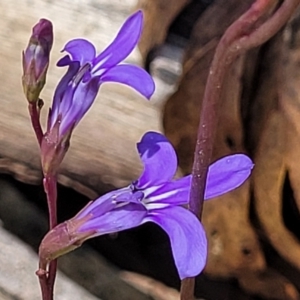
[[116, 190, 144, 205], [57, 54, 72, 67], [76, 187, 132, 219], [100, 64, 155, 99], [136, 132, 178, 189], [205, 154, 253, 199], [93, 11, 143, 71], [57, 83, 77, 119], [60, 77, 100, 135], [50, 62, 80, 128], [79, 203, 147, 235], [145, 175, 191, 207], [59, 39, 96, 66], [145, 206, 207, 279]]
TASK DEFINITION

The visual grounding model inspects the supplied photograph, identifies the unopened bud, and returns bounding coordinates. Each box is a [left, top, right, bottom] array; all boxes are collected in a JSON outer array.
[[22, 19, 53, 102]]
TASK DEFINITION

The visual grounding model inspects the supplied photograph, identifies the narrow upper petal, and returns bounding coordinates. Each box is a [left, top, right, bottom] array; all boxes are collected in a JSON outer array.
[[205, 154, 253, 199], [100, 64, 155, 99], [78, 203, 147, 235], [144, 206, 207, 279], [135, 132, 178, 189], [92, 11, 143, 71], [59, 39, 96, 66]]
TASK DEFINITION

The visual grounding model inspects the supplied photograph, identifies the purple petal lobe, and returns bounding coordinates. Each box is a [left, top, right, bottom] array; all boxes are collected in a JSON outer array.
[[57, 54, 72, 67], [115, 190, 144, 204], [59, 77, 100, 135], [79, 203, 147, 235], [145, 175, 191, 206], [136, 132, 177, 189], [61, 39, 96, 65], [93, 11, 143, 70], [205, 154, 253, 200], [101, 64, 155, 99], [56, 83, 76, 121], [76, 187, 132, 219], [145, 206, 207, 279], [50, 61, 80, 127]]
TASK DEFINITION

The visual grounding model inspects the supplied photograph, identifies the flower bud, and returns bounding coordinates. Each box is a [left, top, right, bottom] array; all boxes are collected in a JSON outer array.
[[22, 19, 53, 102]]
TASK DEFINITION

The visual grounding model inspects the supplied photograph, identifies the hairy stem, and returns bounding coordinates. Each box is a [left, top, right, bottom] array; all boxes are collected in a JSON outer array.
[[180, 0, 300, 299]]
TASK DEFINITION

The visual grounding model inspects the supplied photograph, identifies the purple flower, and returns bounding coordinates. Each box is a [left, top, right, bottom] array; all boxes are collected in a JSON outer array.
[[22, 19, 53, 102], [49, 10, 154, 138], [41, 11, 155, 176], [39, 131, 253, 279]]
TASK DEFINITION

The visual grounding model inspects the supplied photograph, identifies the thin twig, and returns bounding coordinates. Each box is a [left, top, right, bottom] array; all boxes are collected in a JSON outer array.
[[180, 0, 300, 299]]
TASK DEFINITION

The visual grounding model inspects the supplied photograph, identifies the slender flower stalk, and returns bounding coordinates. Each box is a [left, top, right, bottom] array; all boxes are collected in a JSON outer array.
[[180, 0, 300, 299], [38, 131, 253, 280], [22, 20, 55, 300]]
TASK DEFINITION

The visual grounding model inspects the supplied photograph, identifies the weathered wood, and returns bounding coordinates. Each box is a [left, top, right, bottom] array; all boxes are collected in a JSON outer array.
[[0, 0, 160, 199]]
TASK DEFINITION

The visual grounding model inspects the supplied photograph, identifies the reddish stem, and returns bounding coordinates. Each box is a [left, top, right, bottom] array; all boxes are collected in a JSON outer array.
[[180, 278, 194, 300], [45, 175, 58, 298], [28, 102, 43, 146], [47, 260, 58, 299], [180, 0, 300, 299], [43, 175, 58, 229], [38, 273, 51, 300], [37, 175, 58, 300]]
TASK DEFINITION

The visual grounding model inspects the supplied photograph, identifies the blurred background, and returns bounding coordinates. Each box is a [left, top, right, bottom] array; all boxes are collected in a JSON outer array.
[[0, 0, 300, 299]]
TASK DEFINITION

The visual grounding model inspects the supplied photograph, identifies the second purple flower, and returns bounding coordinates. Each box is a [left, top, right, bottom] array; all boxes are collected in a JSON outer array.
[[39, 131, 253, 280]]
